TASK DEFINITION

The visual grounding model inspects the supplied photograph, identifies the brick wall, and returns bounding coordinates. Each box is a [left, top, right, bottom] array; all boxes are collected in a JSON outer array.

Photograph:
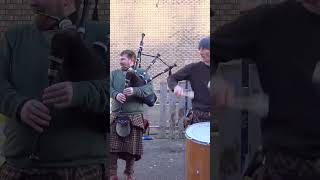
[[0, 0, 109, 38], [110, 0, 210, 90], [211, 0, 240, 31], [212, 0, 284, 31]]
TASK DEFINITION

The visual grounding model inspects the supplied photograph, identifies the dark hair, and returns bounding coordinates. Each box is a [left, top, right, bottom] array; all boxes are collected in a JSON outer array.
[[120, 50, 136, 62]]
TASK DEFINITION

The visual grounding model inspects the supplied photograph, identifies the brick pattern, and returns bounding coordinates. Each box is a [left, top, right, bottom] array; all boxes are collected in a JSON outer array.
[[211, 0, 285, 31], [0, 0, 109, 38], [110, 0, 210, 90], [211, 0, 240, 31]]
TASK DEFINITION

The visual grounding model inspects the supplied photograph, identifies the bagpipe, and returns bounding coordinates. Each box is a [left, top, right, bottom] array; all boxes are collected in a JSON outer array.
[[124, 33, 177, 106], [46, 0, 107, 83], [29, 0, 108, 160]]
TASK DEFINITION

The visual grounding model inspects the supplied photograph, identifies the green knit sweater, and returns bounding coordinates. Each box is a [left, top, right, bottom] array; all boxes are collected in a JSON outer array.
[[0, 22, 108, 168], [110, 68, 154, 113]]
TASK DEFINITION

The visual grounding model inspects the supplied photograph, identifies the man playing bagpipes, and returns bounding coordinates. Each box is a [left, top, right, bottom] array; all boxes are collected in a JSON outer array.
[[0, 0, 108, 179], [110, 50, 154, 180], [167, 37, 211, 129]]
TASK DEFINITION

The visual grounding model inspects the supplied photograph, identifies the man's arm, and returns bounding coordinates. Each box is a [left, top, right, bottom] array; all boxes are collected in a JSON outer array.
[[110, 71, 119, 99], [167, 63, 193, 91], [212, 5, 271, 108], [0, 31, 29, 120], [70, 80, 107, 114], [212, 5, 271, 63], [68, 22, 109, 114]]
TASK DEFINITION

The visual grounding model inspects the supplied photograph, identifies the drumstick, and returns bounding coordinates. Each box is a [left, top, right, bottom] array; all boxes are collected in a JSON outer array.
[[229, 93, 269, 118], [181, 91, 194, 99]]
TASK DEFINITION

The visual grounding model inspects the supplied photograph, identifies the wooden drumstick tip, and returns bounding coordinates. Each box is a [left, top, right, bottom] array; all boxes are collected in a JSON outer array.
[[231, 93, 269, 117], [182, 91, 194, 99]]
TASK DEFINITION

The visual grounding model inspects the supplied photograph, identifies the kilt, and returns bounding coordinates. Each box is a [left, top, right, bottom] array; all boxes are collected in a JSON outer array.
[[192, 110, 210, 123], [249, 150, 320, 180], [184, 110, 210, 128], [0, 162, 105, 180], [110, 113, 144, 161]]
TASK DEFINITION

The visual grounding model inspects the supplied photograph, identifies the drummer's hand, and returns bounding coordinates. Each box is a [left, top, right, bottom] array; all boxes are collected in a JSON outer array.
[[212, 76, 235, 109], [123, 87, 134, 96], [116, 93, 126, 103], [174, 85, 184, 97]]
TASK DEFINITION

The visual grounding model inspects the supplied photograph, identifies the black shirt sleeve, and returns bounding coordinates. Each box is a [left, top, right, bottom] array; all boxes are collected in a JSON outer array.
[[167, 63, 194, 91], [212, 5, 271, 63]]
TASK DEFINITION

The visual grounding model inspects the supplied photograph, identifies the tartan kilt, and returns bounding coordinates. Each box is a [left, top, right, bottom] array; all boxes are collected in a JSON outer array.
[[249, 150, 320, 180], [110, 113, 144, 161], [184, 110, 210, 128], [192, 110, 210, 123], [0, 162, 105, 180]]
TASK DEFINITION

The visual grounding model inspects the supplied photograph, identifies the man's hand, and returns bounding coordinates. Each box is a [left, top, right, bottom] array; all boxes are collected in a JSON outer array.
[[116, 93, 126, 103], [123, 87, 134, 96], [42, 81, 73, 108], [174, 85, 184, 97], [20, 99, 51, 133]]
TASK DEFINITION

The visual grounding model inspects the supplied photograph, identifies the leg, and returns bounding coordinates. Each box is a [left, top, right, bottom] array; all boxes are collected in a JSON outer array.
[[0, 163, 23, 180], [124, 154, 135, 179], [110, 153, 119, 180], [72, 164, 105, 180]]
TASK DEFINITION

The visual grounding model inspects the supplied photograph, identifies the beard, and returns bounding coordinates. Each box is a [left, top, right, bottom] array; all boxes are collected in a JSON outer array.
[[33, 14, 58, 31], [30, 4, 63, 31], [120, 63, 131, 71]]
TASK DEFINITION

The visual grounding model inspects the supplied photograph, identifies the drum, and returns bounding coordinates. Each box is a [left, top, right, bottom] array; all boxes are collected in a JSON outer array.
[[185, 122, 210, 180]]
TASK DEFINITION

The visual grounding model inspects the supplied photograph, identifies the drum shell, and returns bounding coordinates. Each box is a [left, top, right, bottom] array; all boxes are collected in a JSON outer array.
[[185, 123, 210, 180]]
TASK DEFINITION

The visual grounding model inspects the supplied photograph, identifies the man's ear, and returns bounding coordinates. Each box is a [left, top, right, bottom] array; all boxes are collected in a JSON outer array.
[[130, 59, 135, 65]]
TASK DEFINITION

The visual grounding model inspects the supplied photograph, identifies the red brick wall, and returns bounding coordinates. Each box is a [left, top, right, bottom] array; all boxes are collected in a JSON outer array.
[[0, 0, 109, 38]]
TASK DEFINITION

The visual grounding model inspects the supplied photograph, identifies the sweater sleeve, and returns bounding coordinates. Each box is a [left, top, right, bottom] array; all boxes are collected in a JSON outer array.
[[69, 22, 109, 114], [0, 28, 30, 120], [167, 63, 194, 91], [212, 5, 271, 63], [110, 70, 120, 99]]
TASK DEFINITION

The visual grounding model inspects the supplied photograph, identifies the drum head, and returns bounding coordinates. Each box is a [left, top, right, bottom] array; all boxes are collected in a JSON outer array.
[[185, 122, 210, 145]]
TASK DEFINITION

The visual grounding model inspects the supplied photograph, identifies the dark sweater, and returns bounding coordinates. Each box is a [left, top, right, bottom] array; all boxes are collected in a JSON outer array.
[[213, 0, 320, 158], [167, 61, 210, 112]]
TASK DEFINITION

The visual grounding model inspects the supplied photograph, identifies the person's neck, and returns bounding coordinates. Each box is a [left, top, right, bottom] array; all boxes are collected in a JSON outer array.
[[303, 1, 320, 15], [202, 61, 210, 66]]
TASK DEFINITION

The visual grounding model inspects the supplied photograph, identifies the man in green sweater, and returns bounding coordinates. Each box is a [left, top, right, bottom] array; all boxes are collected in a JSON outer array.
[[110, 50, 153, 180], [0, 0, 108, 179]]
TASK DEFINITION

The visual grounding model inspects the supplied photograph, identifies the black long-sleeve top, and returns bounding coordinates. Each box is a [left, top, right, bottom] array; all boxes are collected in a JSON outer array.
[[167, 61, 210, 112], [213, 0, 320, 158]]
